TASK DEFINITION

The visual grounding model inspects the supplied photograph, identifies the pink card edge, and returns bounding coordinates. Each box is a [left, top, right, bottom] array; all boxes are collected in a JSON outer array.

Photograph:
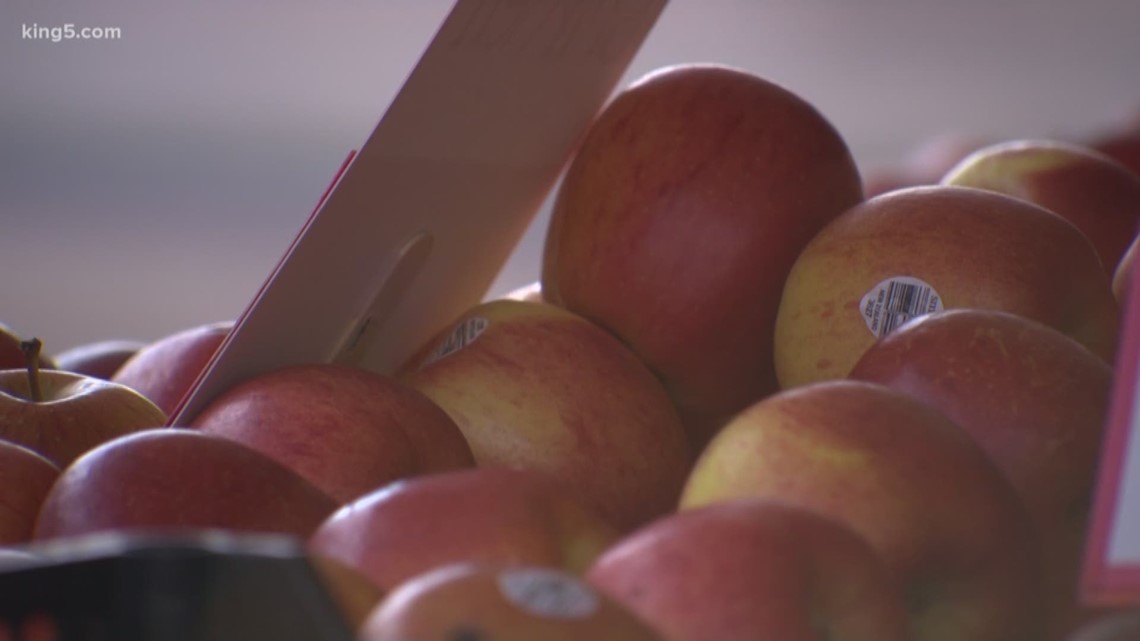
[[1080, 241, 1140, 605]]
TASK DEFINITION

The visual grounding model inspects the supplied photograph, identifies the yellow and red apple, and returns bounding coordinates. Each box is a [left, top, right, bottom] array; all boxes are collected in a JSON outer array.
[[191, 363, 474, 503], [774, 185, 1118, 388], [679, 380, 1042, 641], [398, 299, 691, 531], [308, 467, 622, 593], [359, 562, 664, 641], [586, 499, 909, 641], [542, 63, 864, 448], [848, 309, 1112, 639], [942, 139, 1140, 273]]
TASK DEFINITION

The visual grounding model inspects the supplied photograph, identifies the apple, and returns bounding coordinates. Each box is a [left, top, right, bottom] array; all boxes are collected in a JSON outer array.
[[848, 309, 1112, 639], [942, 139, 1140, 273], [774, 185, 1119, 389], [1067, 610, 1140, 641], [540, 63, 863, 449], [1113, 233, 1137, 302], [0, 440, 59, 545], [308, 467, 622, 594], [359, 562, 664, 641], [111, 320, 232, 417], [190, 363, 474, 503], [586, 499, 909, 641], [397, 300, 692, 531], [33, 428, 339, 541], [53, 339, 146, 380], [0, 338, 168, 467], [679, 380, 1042, 641]]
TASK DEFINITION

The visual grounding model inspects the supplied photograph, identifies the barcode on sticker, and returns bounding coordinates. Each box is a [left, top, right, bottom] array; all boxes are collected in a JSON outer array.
[[424, 316, 489, 365], [860, 276, 943, 339]]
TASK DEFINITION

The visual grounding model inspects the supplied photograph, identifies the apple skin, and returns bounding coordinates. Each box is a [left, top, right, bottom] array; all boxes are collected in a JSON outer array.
[[359, 562, 664, 641], [541, 63, 864, 449], [848, 309, 1112, 640], [308, 467, 622, 594], [679, 380, 1042, 641], [397, 300, 691, 532], [1112, 234, 1137, 302], [111, 320, 232, 417], [53, 339, 146, 380], [774, 185, 1119, 389], [0, 440, 59, 544], [586, 499, 910, 641], [942, 139, 1140, 274], [0, 367, 168, 467], [33, 428, 339, 541], [191, 363, 474, 503]]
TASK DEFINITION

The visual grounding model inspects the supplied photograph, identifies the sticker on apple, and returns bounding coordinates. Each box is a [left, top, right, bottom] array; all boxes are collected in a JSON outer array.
[[497, 567, 599, 620], [423, 316, 489, 366], [860, 276, 943, 338]]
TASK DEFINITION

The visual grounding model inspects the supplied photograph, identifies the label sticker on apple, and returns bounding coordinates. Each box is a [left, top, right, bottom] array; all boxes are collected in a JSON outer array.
[[860, 276, 943, 338], [423, 316, 489, 365], [497, 568, 599, 620]]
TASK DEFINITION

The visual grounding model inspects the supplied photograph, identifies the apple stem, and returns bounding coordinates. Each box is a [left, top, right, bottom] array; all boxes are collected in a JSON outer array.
[[20, 338, 44, 402]]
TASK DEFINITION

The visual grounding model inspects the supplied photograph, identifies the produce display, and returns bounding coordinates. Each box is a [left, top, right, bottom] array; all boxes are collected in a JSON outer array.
[[3, 62, 1140, 640]]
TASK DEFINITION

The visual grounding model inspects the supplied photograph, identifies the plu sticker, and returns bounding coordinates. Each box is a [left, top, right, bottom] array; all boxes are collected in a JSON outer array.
[[860, 276, 943, 338], [497, 568, 599, 620], [423, 316, 489, 365]]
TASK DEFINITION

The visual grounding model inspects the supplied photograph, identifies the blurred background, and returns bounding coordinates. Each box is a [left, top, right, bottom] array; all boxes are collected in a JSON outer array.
[[3, 0, 1140, 351]]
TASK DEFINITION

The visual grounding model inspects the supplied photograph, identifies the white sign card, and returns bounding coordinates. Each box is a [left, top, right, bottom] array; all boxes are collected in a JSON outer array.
[[169, 0, 669, 425]]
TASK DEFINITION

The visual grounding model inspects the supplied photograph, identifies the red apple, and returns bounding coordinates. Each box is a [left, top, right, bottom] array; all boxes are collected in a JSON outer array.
[[397, 299, 692, 532], [308, 467, 622, 593], [53, 339, 146, 380], [112, 320, 232, 417], [359, 563, 664, 641], [191, 363, 474, 503], [0, 440, 59, 545], [942, 139, 1140, 273], [679, 380, 1042, 641], [0, 338, 168, 467], [586, 499, 910, 641], [774, 185, 1119, 388], [541, 63, 864, 449], [33, 428, 338, 541], [848, 309, 1112, 639]]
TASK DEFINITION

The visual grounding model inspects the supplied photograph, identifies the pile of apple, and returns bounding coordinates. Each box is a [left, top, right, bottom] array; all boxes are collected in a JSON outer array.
[[3, 63, 1140, 641]]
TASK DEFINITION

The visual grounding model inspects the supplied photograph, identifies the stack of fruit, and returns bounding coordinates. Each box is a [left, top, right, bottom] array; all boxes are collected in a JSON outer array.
[[4, 63, 1140, 641]]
